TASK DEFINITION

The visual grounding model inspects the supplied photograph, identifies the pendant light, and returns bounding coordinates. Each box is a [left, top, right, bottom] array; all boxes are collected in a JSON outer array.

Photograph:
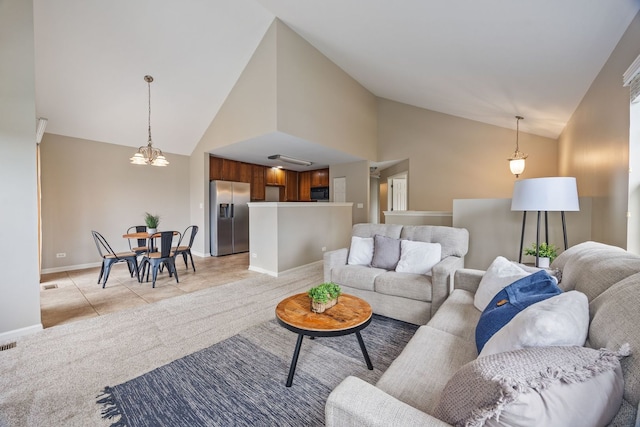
[[507, 115, 527, 177], [130, 75, 169, 167]]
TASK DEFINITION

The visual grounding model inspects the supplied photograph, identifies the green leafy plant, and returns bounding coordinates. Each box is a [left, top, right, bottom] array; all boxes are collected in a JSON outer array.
[[144, 212, 160, 229], [524, 242, 558, 262], [307, 282, 342, 304]]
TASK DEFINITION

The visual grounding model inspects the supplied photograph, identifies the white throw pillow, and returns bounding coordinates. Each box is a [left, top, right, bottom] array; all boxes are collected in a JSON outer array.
[[347, 236, 374, 266], [473, 256, 531, 311], [395, 240, 441, 274], [479, 290, 589, 358]]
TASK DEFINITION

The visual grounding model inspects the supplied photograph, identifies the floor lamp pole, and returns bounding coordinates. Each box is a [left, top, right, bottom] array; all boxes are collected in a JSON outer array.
[[518, 212, 527, 263]]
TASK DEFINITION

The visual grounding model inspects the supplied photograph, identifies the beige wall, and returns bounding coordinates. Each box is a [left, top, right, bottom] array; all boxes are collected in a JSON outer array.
[[190, 20, 280, 255], [190, 19, 378, 254], [330, 160, 371, 224], [248, 202, 352, 275], [275, 21, 378, 161], [40, 134, 190, 270], [454, 198, 593, 270], [378, 99, 559, 211], [0, 0, 41, 338], [558, 11, 640, 248]]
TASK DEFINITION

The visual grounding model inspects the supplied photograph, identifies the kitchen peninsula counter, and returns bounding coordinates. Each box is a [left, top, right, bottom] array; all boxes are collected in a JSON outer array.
[[248, 202, 353, 276]]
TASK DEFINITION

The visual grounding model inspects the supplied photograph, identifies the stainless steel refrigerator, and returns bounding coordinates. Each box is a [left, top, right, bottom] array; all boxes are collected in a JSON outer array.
[[210, 180, 250, 256]]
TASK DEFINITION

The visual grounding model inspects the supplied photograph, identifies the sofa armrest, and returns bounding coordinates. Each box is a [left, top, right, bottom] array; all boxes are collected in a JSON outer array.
[[430, 256, 464, 316], [324, 248, 349, 282], [326, 376, 451, 427], [453, 268, 484, 294]]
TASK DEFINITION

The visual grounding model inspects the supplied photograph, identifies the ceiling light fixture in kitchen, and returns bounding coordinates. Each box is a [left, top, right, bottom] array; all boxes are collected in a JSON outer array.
[[267, 154, 312, 167]]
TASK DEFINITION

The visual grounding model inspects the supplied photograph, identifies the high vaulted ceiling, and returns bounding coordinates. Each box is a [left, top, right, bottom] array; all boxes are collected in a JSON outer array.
[[34, 1, 640, 166]]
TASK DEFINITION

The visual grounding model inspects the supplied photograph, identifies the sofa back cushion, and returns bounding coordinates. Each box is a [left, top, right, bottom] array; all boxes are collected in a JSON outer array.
[[352, 223, 402, 239], [554, 242, 640, 301], [400, 225, 469, 258], [588, 272, 640, 413]]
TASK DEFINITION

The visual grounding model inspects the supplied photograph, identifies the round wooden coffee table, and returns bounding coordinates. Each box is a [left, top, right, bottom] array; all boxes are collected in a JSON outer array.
[[275, 292, 373, 387]]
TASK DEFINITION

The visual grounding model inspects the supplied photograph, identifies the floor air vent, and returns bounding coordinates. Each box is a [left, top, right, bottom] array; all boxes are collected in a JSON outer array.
[[0, 342, 16, 351], [43, 284, 58, 290]]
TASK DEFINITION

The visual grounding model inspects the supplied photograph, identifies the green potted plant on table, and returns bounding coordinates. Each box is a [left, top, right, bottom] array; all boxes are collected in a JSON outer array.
[[144, 212, 160, 234], [308, 282, 342, 313], [524, 242, 558, 268]]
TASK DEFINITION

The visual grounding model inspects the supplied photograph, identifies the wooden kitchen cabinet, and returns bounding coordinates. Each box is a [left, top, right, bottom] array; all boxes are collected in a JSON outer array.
[[298, 171, 311, 200], [210, 156, 223, 180], [310, 168, 329, 187], [265, 167, 285, 186], [285, 170, 299, 201], [251, 165, 265, 200]]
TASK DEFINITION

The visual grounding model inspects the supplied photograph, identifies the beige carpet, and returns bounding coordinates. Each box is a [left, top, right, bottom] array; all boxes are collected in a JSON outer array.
[[0, 262, 324, 427]]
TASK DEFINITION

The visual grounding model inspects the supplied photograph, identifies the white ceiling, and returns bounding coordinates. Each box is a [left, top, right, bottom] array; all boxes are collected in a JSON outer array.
[[34, 1, 640, 168]]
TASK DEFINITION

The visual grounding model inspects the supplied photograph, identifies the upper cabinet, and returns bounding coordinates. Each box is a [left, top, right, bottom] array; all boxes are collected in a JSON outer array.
[[209, 157, 251, 183], [210, 156, 328, 202], [265, 167, 286, 186], [310, 168, 329, 187]]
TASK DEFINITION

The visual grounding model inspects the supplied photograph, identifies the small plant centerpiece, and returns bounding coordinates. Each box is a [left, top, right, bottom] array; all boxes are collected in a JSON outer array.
[[144, 212, 160, 234], [524, 242, 558, 268], [308, 282, 342, 313]]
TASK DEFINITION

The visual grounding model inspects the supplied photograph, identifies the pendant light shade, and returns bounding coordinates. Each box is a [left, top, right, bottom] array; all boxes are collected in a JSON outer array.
[[130, 75, 169, 167], [507, 115, 527, 178]]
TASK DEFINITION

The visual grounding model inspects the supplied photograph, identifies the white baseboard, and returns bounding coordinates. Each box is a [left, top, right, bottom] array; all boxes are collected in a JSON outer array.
[[41, 262, 102, 274], [0, 323, 43, 344], [248, 260, 323, 278]]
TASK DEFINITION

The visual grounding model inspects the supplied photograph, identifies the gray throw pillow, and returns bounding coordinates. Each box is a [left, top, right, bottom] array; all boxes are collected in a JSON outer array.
[[370, 234, 401, 270]]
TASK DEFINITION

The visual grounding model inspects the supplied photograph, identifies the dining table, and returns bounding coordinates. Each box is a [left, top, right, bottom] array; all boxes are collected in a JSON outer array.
[[122, 231, 178, 252]]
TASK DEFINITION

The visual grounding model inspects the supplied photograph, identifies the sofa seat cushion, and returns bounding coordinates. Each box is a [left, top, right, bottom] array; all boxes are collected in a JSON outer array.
[[374, 272, 432, 302], [376, 326, 478, 414], [330, 265, 386, 292], [427, 289, 480, 342]]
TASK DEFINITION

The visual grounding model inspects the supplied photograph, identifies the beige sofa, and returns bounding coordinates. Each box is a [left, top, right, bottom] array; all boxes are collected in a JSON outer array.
[[325, 241, 640, 426], [323, 223, 470, 325]]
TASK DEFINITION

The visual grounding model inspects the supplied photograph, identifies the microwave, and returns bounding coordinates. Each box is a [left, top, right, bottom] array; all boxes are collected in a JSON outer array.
[[310, 186, 329, 201]]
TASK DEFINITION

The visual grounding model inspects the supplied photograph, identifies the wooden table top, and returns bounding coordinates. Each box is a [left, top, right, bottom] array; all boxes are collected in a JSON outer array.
[[275, 293, 372, 333], [123, 231, 177, 239]]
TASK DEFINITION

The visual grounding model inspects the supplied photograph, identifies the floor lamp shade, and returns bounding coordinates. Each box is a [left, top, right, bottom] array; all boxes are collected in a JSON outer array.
[[511, 177, 579, 212], [511, 177, 579, 265]]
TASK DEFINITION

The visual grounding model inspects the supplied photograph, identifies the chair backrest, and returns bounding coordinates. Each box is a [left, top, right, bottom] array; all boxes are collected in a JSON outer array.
[[127, 225, 147, 250], [183, 225, 198, 248], [92, 230, 116, 258], [157, 231, 177, 258]]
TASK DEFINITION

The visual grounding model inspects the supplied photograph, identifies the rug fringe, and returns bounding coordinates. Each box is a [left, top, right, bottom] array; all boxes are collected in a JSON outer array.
[[97, 386, 126, 427]]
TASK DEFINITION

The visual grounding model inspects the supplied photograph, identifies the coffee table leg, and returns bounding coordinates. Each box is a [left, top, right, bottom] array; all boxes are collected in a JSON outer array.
[[356, 331, 373, 370], [286, 334, 305, 387]]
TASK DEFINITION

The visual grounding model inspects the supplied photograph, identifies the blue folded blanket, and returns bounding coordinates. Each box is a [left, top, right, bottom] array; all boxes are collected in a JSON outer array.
[[475, 270, 562, 353]]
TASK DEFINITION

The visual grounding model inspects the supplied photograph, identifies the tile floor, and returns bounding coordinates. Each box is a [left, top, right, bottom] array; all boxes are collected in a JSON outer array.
[[39, 253, 256, 328]]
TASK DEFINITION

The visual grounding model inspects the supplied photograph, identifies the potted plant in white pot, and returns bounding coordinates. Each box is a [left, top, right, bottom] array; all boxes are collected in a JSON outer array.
[[524, 242, 558, 268], [144, 212, 160, 234]]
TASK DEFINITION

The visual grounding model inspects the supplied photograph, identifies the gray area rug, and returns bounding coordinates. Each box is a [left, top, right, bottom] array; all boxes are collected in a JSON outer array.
[[99, 314, 418, 426]]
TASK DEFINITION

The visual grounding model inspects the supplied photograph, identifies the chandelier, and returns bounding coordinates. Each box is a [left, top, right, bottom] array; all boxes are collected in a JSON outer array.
[[507, 115, 527, 178], [130, 75, 169, 167]]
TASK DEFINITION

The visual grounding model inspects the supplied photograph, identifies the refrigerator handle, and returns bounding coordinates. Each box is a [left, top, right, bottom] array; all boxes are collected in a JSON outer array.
[[230, 203, 234, 218]]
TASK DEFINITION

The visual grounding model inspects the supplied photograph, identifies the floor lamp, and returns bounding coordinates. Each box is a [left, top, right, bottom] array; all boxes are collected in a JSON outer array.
[[511, 177, 580, 266]]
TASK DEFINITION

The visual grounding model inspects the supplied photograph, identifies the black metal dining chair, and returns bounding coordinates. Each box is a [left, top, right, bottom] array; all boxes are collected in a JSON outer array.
[[138, 231, 179, 288], [126, 225, 149, 255], [172, 225, 199, 272], [91, 230, 139, 288]]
